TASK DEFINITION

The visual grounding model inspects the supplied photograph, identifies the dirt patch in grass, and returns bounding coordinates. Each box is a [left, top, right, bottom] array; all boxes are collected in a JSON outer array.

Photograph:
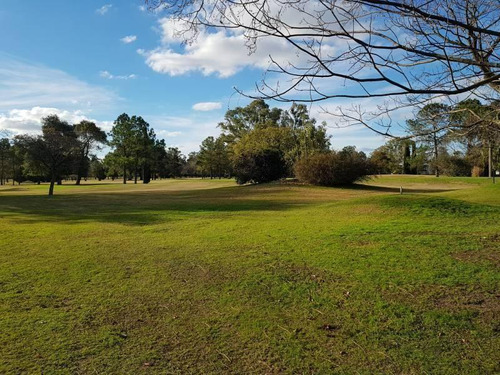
[[452, 234, 500, 268], [428, 285, 499, 313], [385, 283, 499, 330]]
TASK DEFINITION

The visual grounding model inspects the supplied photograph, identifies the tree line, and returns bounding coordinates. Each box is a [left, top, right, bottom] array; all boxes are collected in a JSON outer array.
[[0, 114, 189, 195], [370, 100, 500, 177], [0, 100, 335, 194], [1, 98, 499, 195]]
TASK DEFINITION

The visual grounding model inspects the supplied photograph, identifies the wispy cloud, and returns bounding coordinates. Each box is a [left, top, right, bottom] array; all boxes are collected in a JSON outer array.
[[157, 130, 182, 138], [144, 114, 222, 154], [0, 54, 119, 113], [121, 35, 137, 44], [96, 4, 112, 16], [100, 70, 137, 80], [192, 102, 222, 111]]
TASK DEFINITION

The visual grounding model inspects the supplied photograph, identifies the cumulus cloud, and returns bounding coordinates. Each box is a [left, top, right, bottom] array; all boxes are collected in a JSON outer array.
[[99, 70, 137, 80], [192, 102, 222, 111], [139, 15, 337, 78], [96, 4, 112, 16], [0, 107, 113, 135], [121, 35, 137, 44], [0, 55, 119, 113]]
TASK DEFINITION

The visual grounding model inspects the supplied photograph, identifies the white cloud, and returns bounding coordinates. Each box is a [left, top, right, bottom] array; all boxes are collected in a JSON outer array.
[[138, 5, 147, 12], [140, 16, 338, 78], [96, 4, 112, 16], [157, 130, 182, 138], [192, 102, 222, 111], [121, 35, 137, 44], [0, 107, 113, 135], [0, 55, 119, 113], [99, 70, 137, 80]]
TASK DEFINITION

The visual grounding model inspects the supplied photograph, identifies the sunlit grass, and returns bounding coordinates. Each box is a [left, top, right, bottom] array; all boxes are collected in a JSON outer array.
[[1, 177, 499, 374]]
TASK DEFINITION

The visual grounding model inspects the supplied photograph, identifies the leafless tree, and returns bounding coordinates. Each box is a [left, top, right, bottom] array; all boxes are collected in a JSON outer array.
[[145, 0, 500, 136]]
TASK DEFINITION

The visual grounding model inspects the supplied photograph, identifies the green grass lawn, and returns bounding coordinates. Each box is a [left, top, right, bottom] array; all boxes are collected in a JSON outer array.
[[1, 176, 499, 374]]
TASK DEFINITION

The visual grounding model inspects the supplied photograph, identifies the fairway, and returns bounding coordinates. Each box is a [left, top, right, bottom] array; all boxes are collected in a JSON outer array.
[[1, 177, 499, 374]]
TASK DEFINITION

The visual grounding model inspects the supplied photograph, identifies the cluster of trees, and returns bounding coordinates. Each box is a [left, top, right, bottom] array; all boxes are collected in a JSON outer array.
[[103, 113, 188, 184], [2, 98, 498, 196], [370, 100, 500, 177], [1, 100, 344, 193], [0, 116, 107, 195], [0, 114, 192, 195], [194, 99, 332, 184]]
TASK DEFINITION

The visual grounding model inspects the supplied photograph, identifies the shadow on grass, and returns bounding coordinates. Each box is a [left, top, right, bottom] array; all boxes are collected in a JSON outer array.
[[352, 183, 456, 194], [379, 194, 500, 217], [0, 186, 310, 226], [2, 182, 493, 226]]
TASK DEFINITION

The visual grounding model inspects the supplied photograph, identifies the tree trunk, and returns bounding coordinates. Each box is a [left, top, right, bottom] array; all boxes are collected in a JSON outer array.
[[433, 134, 439, 177], [76, 155, 84, 185], [123, 166, 127, 184], [49, 174, 56, 196], [134, 158, 138, 184], [488, 144, 492, 178]]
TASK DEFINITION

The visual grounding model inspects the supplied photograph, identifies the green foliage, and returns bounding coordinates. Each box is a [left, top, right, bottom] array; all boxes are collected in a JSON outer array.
[[164, 147, 185, 178], [370, 139, 432, 175], [109, 113, 159, 184], [218, 99, 283, 144], [233, 148, 286, 184], [198, 136, 231, 178], [451, 99, 500, 175], [182, 152, 200, 177], [295, 147, 370, 186], [407, 103, 452, 177], [15, 115, 79, 195], [0, 138, 10, 185], [89, 156, 107, 181], [219, 101, 330, 183], [73, 121, 107, 184]]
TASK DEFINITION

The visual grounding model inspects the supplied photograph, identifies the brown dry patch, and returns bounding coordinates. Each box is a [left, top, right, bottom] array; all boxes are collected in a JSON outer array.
[[385, 284, 500, 328], [453, 234, 500, 268], [427, 285, 499, 313]]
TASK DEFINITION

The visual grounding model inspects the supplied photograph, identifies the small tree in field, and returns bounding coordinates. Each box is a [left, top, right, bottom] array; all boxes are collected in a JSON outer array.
[[17, 115, 78, 196], [234, 148, 286, 184], [73, 121, 107, 185], [295, 147, 370, 186], [407, 104, 451, 177]]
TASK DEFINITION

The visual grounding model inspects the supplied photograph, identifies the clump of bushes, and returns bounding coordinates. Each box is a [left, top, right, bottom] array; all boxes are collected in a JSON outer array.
[[233, 148, 286, 184], [294, 147, 370, 186], [440, 153, 473, 176]]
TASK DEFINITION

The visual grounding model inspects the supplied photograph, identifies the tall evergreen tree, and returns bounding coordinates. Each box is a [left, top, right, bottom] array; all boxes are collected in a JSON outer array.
[[73, 121, 107, 185]]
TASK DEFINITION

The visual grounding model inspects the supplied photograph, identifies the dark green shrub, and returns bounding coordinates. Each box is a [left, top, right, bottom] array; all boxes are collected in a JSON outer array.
[[441, 154, 472, 176], [294, 147, 370, 186], [234, 148, 286, 184]]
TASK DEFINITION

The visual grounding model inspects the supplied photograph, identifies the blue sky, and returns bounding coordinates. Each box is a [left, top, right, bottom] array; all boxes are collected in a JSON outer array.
[[0, 0, 389, 154]]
